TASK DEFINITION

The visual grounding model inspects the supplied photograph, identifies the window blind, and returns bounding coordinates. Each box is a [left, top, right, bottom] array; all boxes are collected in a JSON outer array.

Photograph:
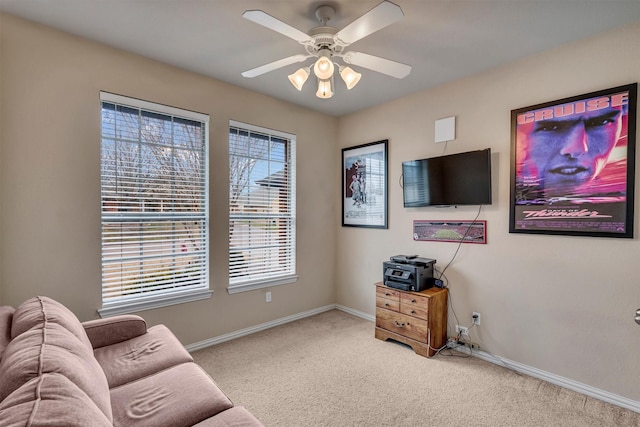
[[228, 122, 296, 291], [100, 93, 209, 308]]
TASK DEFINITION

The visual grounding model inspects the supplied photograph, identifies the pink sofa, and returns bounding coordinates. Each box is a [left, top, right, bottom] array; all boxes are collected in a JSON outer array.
[[0, 296, 264, 426]]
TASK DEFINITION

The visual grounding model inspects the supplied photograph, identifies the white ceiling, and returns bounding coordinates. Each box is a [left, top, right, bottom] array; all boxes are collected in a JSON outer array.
[[2, 0, 640, 117]]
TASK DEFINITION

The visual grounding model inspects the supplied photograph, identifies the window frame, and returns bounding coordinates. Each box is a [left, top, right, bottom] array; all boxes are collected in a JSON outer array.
[[228, 120, 297, 294], [98, 92, 211, 317]]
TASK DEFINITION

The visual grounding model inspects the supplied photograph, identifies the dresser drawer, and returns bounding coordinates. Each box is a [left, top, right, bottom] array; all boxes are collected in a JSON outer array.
[[376, 285, 400, 302], [376, 307, 429, 342], [376, 295, 400, 311], [400, 293, 429, 320]]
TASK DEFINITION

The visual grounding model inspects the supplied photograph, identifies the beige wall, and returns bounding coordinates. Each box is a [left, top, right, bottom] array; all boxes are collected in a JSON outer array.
[[0, 14, 337, 343], [2, 11, 640, 406], [336, 22, 640, 402]]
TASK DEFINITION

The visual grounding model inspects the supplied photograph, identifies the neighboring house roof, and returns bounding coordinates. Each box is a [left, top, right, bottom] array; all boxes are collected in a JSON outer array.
[[255, 170, 287, 188], [235, 170, 287, 210]]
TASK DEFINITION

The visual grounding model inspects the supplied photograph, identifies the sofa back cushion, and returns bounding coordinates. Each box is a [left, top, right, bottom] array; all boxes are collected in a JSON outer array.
[[0, 296, 113, 422], [11, 296, 92, 350], [0, 373, 112, 427], [0, 306, 14, 362]]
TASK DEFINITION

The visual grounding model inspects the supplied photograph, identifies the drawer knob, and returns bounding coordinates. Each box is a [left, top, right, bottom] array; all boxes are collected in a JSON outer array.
[[385, 303, 389, 307], [394, 320, 405, 328], [385, 293, 391, 296], [410, 310, 415, 314], [411, 298, 416, 303]]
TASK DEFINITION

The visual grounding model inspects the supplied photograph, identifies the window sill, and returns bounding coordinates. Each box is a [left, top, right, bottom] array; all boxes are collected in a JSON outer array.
[[98, 288, 213, 318], [227, 275, 298, 294]]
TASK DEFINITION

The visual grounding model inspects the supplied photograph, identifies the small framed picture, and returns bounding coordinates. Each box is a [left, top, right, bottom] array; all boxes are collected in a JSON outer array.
[[413, 220, 487, 244], [342, 140, 388, 228]]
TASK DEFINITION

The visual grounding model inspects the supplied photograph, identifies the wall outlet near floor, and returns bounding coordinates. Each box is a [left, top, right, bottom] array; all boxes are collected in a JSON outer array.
[[472, 312, 481, 325], [266, 291, 272, 303], [456, 325, 469, 336]]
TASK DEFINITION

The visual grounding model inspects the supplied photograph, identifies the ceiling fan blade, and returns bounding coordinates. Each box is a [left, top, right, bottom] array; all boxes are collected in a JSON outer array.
[[342, 51, 411, 79], [243, 10, 313, 44], [335, 1, 404, 46], [242, 54, 309, 78]]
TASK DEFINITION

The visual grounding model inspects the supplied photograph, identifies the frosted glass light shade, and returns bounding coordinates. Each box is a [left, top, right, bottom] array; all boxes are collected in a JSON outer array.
[[288, 68, 309, 90], [316, 78, 333, 99], [339, 66, 362, 90], [313, 56, 335, 80]]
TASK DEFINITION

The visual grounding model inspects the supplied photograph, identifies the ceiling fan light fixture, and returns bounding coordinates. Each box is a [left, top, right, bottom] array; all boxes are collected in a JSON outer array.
[[288, 67, 310, 90], [316, 78, 334, 99], [242, 1, 411, 100], [339, 65, 362, 90], [313, 50, 335, 80]]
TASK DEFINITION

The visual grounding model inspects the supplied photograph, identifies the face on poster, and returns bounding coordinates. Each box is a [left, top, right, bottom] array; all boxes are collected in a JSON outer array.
[[510, 84, 636, 237]]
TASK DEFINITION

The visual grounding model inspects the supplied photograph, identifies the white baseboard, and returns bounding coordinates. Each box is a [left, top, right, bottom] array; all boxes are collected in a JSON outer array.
[[185, 304, 337, 352], [455, 346, 640, 413], [335, 304, 375, 322], [185, 304, 639, 414]]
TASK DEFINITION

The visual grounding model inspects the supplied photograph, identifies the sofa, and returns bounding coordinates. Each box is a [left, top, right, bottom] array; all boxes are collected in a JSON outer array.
[[0, 296, 264, 427]]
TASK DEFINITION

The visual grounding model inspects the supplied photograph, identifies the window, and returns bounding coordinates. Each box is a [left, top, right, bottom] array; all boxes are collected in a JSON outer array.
[[99, 92, 210, 316], [228, 121, 296, 293]]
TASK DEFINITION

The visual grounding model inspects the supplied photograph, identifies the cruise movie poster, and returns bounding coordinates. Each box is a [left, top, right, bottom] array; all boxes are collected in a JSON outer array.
[[509, 83, 637, 238]]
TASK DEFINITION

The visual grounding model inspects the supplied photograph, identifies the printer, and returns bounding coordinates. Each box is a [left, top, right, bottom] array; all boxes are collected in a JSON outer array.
[[383, 255, 436, 292]]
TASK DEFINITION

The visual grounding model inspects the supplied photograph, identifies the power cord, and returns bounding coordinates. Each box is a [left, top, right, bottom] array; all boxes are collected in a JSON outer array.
[[432, 289, 476, 357], [431, 206, 484, 358], [438, 205, 483, 280]]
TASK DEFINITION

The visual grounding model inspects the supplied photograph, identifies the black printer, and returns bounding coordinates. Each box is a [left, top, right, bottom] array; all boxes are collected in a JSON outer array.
[[383, 255, 436, 292]]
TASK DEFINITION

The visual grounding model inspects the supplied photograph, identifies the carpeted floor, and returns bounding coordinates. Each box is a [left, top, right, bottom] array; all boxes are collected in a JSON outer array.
[[192, 309, 640, 426]]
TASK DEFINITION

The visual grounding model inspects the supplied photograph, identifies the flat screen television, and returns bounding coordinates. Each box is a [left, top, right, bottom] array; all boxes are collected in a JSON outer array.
[[402, 149, 492, 207]]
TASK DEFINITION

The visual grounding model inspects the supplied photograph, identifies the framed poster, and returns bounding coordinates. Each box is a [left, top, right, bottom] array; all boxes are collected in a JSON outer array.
[[510, 83, 637, 238], [342, 140, 388, 228], [413, 220, 487, 244]]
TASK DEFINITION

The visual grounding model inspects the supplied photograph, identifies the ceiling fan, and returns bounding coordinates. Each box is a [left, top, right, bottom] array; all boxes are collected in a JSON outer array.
[[241, 1, 412, 99]]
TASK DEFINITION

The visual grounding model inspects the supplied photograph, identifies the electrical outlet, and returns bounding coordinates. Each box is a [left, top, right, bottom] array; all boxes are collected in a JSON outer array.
[[456, 325, 468, 336], [472, 312, 481, 325], [266, 291, 272, 303]]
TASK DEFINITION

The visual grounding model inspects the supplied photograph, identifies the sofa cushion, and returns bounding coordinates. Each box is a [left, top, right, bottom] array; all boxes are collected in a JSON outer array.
[[110, 362, 234, 427], [11, 296, 92, 350], [0, 322, 113, 422], [192, 406, 265, 427], [0, 306, 14, 362], [94, 324, 193, 388], [0, 373, 112, 427]]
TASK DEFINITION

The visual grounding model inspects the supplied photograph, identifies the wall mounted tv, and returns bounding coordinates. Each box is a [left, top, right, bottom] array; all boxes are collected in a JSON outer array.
[[402, 149, 492, 207]]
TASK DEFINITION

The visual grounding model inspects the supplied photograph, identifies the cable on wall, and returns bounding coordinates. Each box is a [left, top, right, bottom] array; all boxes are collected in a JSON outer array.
[[437, 204, 483, 280]]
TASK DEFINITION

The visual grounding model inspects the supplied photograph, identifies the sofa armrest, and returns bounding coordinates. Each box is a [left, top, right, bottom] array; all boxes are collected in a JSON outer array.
[[82, 315, 147, 349]]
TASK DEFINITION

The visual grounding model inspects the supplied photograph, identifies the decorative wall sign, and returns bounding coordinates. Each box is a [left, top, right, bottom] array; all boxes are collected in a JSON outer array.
[[342, 140, 388, 228], [510, 83, 637, 238], [413, 220, 487, 244]]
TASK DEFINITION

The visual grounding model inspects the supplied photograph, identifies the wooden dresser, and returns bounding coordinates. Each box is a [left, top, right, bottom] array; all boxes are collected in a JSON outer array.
[[375, 282, 448, 357]]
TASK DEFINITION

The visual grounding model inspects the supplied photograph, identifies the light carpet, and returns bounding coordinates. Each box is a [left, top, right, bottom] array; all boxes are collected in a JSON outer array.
[[192, 309, 640, 426]]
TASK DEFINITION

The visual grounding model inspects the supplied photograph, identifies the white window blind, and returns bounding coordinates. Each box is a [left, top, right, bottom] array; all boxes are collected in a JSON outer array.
[[228, 121, 296, 293], [100, 92, 210, 313]]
